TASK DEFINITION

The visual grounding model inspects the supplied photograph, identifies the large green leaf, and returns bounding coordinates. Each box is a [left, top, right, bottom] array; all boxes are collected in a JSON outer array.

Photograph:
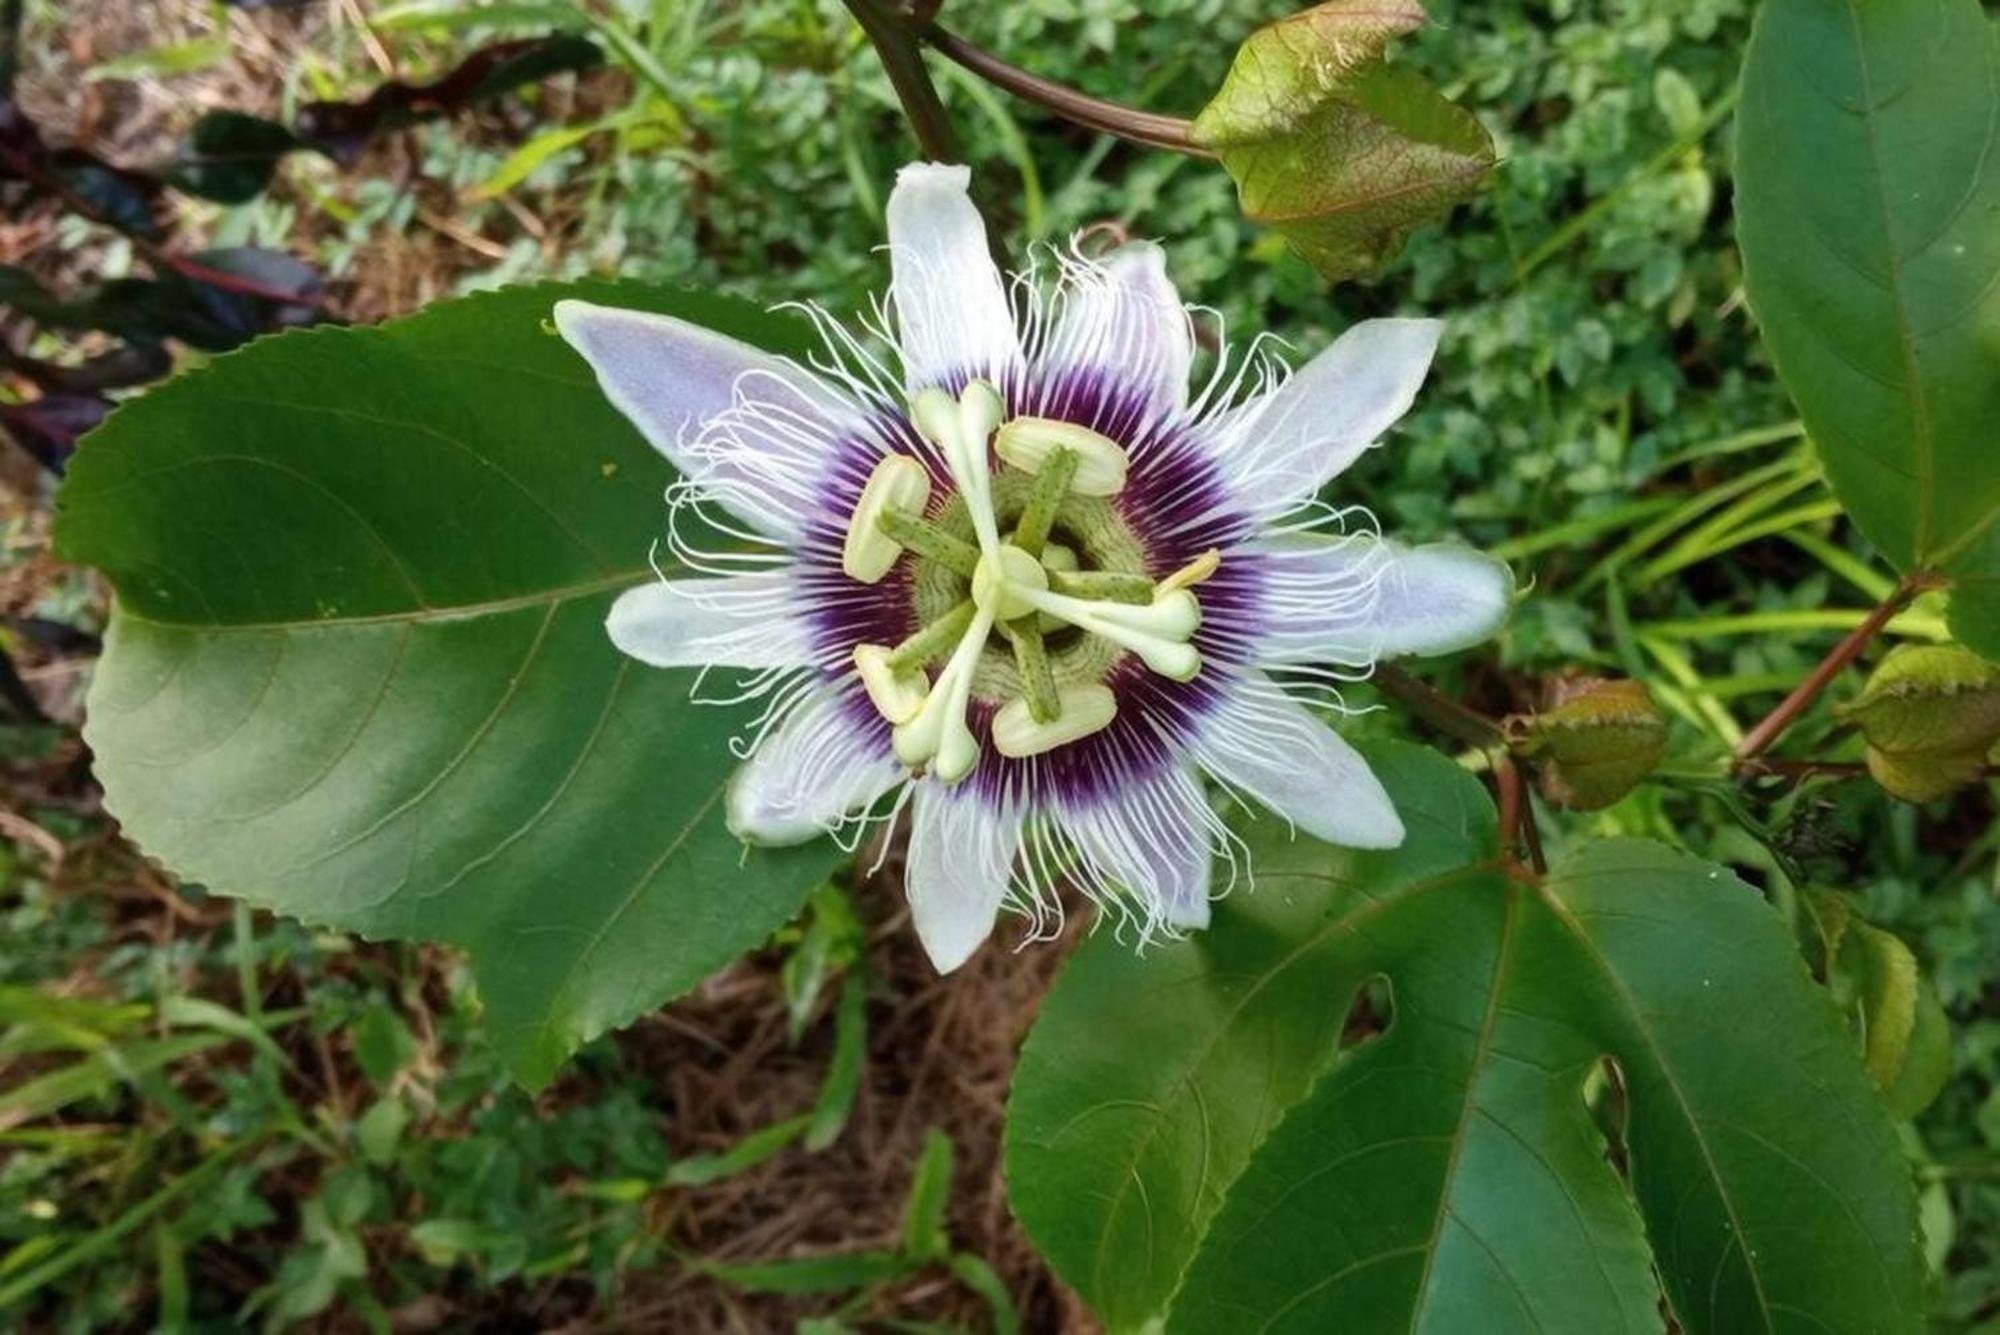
[[1006, 744, 1924, 1332], [1735, 0, 2000, 654], [56, 282, 842, 1087]]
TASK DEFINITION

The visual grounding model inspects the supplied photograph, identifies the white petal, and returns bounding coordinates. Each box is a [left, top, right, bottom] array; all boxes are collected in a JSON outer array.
[[1061, 768, 1214, 931], [905, 780, 1019, 972], [728, 688, 904, 845], [1210, 318, 1442, 518], [605, 571, 816, 670], [885, 163, 1021, 392], [1247, 534, 1513, 664], [1191, 674, 1404, 849], [1035, 241, 1192, 417], [556, 300, 860, 541]]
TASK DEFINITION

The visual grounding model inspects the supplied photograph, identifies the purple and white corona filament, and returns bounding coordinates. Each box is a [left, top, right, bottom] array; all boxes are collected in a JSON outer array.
[[556, 163, 1512, 972]]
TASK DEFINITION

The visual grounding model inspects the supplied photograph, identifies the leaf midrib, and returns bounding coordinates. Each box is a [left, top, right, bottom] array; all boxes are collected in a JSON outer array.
[[1535, 885, 1776, 1335], [113, 570, 648, 634], [1404, 885, 1520, 1335]]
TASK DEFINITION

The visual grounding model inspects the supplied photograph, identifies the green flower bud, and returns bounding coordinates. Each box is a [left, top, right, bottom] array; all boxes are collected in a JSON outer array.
[[1511, 677, 1666, 812], [1189, 0, 1495, 281], [1836, 643, 2000, 802]]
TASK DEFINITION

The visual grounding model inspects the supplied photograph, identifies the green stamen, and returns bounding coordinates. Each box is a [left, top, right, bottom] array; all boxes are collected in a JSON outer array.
[[1011, 446, 1079, 557], [887, 600, 976, 673], [1050, 570, 1156, 604], [1005, 619, 1062, 723], [877, 508, 979, 577]]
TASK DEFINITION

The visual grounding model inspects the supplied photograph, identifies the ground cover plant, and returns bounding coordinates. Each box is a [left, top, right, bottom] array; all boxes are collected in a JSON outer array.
[[2, 0, 1997, 1330]]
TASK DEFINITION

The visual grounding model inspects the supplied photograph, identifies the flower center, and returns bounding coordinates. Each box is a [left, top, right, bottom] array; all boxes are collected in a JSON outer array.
[[843, 381, 1219, 784], [970, 544, 1048, 621]]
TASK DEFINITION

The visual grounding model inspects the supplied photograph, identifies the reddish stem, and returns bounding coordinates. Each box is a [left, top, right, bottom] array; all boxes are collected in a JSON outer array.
[[153, 252, 321, 310], [1733, 574, 1939, 764], [1518, 780, 1548, 874], [921, 22, 1208, 156], [1494, 755, 1536, 877]]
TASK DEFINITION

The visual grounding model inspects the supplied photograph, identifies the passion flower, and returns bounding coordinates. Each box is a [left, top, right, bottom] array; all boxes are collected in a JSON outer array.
[[557, 163, 1511, 971]]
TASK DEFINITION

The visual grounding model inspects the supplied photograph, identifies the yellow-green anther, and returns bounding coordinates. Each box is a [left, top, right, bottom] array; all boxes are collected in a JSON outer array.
[[842, 454, 932, 583], [1158, 548, 1222, 594], [876, 507, 978, 577], [909, 387, 960, 451], [992, 684, 1118, 758], [959, 378, 1005, 441], [1019, 586, 1203, 681], [853, 644, 928, 724], [1012, 446, 1079, 556], [887, 600, 976, 673], [1051, 570, 1155, 605], [1005, 620, 1062, 723], [1114, 588, 1201, 638], [911, 381, 1006, 558], [995, 417, 1129, 496], [893, 604, 995, 783]]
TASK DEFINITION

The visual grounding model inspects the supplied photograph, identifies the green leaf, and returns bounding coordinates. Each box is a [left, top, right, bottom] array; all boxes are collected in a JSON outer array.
[[805, 968, 868, 1151], [1008, 743, 1925, 1332], [948, 1252, 1022, 1335], [166, 111, 301, 205], [690, 1249, 911, 1296], [0, 1034, 230, 1125], [83, 37, 232, 84], [351, 1007, 418, 1088], [469, 118, 609, 199], [369, 1, 588, 35], [900, 1128, 954, 1262], [354, 1096, 409, 1166], [1735, 0, 2000, 654], [408, 1218, 487, 1265], [1819, 907, 1954, 1120], [1189, 0, 1494, 283], [55, 282, 843, 1087], [1005, 743, 1506, 1330], [664, 1115, 811, 1188]]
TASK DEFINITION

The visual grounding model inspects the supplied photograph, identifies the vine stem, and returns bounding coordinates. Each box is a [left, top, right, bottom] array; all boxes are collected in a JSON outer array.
[[841, 0, 964, 164], [1517, 776, 1548, 874], [1371, 665, 1541, 872], [1493, 755, 1542, 877], [1371, 663, 1504, 749], [1732, 572, 1940, 764], [922, 22, 1208, 157]]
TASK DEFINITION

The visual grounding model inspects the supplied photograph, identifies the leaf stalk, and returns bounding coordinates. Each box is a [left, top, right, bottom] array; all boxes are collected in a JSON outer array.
[[1733, 572, 1943, 765], [920, 22, 1207, 157]]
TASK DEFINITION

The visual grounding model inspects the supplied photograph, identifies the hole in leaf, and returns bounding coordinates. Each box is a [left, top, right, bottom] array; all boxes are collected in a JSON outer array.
[[1336, 973, 1394, 1056], [1583, 1054, 1633, 1182]]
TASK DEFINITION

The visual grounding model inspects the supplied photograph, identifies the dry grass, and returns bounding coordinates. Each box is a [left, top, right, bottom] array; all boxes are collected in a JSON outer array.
[[601, 857, 1096, 1332]]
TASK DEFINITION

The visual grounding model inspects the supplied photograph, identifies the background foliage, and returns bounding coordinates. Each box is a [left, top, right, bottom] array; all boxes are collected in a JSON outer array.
[[2, 0, 1996, 1329]]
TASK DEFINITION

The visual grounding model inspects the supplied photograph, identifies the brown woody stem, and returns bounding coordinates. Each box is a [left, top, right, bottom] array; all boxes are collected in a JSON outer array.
[[842, 0, 964, 164]]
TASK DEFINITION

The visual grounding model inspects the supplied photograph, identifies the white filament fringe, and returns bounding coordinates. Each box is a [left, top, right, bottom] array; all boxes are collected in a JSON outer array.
[[732, 684, 904, 853]]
